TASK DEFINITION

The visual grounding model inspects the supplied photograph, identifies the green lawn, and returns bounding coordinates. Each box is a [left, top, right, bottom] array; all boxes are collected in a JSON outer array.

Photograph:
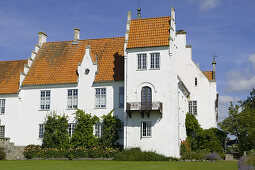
[[0, 160, 237, 170]]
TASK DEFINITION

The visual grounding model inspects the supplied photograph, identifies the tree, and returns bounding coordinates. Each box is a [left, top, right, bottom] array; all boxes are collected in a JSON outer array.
[[70, 109, 99, 148], [42, 113, 69, 148], [100, 110, 122, 148], [219, 94, 255, 152]]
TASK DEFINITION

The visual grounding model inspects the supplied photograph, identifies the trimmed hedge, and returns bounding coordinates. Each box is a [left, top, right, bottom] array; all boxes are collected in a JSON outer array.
[[113, 148, 169, 161], [24, 145, 118, 159]]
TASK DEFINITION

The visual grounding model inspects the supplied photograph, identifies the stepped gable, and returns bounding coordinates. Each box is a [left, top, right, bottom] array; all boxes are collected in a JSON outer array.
[[0, 60, 27, 94], [127, 16, 170, 49], [22, 37, 125, 86], [203, 71, 213, 80]]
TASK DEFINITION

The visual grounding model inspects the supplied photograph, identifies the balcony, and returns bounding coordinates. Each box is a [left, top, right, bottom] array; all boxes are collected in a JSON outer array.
[[126, 102, 162, 118]]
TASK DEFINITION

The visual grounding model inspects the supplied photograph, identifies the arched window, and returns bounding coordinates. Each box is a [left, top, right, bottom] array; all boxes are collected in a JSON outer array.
[[141, 86, 152, 110]]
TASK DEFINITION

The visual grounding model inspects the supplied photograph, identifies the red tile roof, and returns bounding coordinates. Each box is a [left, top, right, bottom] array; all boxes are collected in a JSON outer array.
[[203, 71, 214, 80], [0, 60, 27, 94], [127, 16, 170, 49], [22, 37, 124, 86]]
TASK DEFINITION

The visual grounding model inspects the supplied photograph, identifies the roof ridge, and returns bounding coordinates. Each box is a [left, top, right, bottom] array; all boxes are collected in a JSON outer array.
[[0, 59, 28, 62], [45, 36, 125, 44], [131, 16, 170, 21]]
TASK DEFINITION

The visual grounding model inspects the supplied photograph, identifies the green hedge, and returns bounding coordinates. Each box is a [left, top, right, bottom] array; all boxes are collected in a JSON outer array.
[[24, 145, 119, 159], [113, 148, 169, 161]]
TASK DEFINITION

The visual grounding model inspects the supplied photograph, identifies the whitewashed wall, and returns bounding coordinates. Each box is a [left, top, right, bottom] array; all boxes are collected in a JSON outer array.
[[0, 94, 19, 143]]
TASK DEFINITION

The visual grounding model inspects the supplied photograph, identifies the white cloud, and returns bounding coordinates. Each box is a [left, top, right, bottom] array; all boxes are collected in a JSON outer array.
[[188, 0, 221, 11], [226, 71, 255, 92], [200, 0, 220, 11], [249, 54, 255, 70], [219, 95, 240, 104]]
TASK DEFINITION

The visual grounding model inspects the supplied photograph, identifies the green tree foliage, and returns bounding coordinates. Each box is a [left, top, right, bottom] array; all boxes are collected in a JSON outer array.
[[185, 113, 226, 153], [185, 113, 201, 137], [219, 103, 255, 152], [42, 113, 69, 148], [71, 109, 99, 148], [100, 110, 122, 148], [240, 88, 255, 109]]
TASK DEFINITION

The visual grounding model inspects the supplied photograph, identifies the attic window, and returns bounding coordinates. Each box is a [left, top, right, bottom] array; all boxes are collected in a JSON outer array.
[[195, 77, 197, 86], [85, 69, 90, 75]]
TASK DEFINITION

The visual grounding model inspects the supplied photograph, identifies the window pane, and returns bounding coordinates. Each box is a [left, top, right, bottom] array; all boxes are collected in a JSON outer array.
[[119, 87, 124, 108], [142, 54, 147, 69], [138, 55, 141, 69]]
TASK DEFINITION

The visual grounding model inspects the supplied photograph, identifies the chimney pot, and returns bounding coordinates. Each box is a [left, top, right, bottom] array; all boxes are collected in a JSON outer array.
[[38, 32, 47, 47]]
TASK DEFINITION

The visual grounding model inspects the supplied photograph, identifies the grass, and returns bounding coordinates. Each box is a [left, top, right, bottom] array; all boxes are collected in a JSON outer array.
[[0, 160, 238, 170]]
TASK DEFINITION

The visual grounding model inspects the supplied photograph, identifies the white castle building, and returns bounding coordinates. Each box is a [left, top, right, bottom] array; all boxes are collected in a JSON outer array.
[[0, 7, 218, 157]]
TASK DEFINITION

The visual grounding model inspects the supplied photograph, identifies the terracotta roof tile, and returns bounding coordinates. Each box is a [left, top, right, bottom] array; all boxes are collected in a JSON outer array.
[[127, 16, 170, 49], [22, 37, 124, 86], [203, 71, 213, 80], [0, 60, 27, 94]]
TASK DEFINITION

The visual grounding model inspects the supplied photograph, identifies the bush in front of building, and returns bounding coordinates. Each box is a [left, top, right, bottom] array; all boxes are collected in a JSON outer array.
[[23, 145, 119, 159], [42, 113, 69, 148], [99, 110, 122, 148], [70, 109, 100, 148], [113, 147, 169, 161], [0, 147, 6, 160]]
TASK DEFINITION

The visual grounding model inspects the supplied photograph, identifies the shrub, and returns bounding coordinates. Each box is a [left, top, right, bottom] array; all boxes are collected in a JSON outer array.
[[42, 113, 69, 148], [100, 110, 122, 148], [113, 148, 169, 161], [206, 152, 221, 161], [71, 109, 99, 148], [0, 147, 6, 160], [23, 145, 119, 159]]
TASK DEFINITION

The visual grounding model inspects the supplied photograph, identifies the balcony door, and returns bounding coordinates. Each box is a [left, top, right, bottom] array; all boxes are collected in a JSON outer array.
[[141, 86, 152, 110]]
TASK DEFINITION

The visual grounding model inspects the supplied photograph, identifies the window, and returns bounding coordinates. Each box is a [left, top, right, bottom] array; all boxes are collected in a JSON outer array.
[[0, 126, 5, 138], [95, 88, 106, 108], [0, 99, 5, 115], [189, 101, 197, 115], [141, 122, 151, 137], [119, 87, 124, 108], [39, 124, 44, 138], [68, 89, 78, 109], [150, 53, 160, 69], [94, 123, 102, 138], [68, 123, 76, 137], [40, 90, 50, 110], [138, 54, 147, 70], [195, 77, 197, 86], [141, 86, 152, 110]]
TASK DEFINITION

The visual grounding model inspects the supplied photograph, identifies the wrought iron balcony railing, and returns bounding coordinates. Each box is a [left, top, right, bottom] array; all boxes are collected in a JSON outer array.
[[126, 102, 162, 111]]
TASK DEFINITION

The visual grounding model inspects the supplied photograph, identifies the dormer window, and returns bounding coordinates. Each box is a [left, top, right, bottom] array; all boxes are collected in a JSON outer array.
[[137, 54, 147, 70], [150, 53, 160, 69]]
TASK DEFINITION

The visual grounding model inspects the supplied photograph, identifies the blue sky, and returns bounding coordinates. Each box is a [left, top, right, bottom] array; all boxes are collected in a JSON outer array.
[[0, 0, 255, 121]]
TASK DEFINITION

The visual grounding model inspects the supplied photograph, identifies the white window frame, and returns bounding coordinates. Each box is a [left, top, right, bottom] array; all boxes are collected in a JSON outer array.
[[189, 101, 197, 115], [67, 89, 78, 109], [150, 53, 160, 69], [40, 90, 51, 110], [39, 124, 44, 139], [68, 123, 76, 137], [0, 125, 5, 138], [94, 123, 102, 138], [137, 53, 147, 70], [141, 121, 151, 138], [119, 87, 124, 108], [95, 88, 106, 108], [0, 99, 5, 115]]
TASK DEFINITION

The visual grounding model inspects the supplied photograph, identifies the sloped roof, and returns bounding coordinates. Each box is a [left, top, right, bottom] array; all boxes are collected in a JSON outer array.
[[22, 37, 124, 86], [0, 60, 27, 94], [203, 71, 214, 80], [127, 16, 170, 49]]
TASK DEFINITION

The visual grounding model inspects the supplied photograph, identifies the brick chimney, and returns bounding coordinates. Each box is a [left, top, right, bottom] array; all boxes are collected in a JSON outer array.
[[38, 32, 47, 47], [73, 28, 80, 44]]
